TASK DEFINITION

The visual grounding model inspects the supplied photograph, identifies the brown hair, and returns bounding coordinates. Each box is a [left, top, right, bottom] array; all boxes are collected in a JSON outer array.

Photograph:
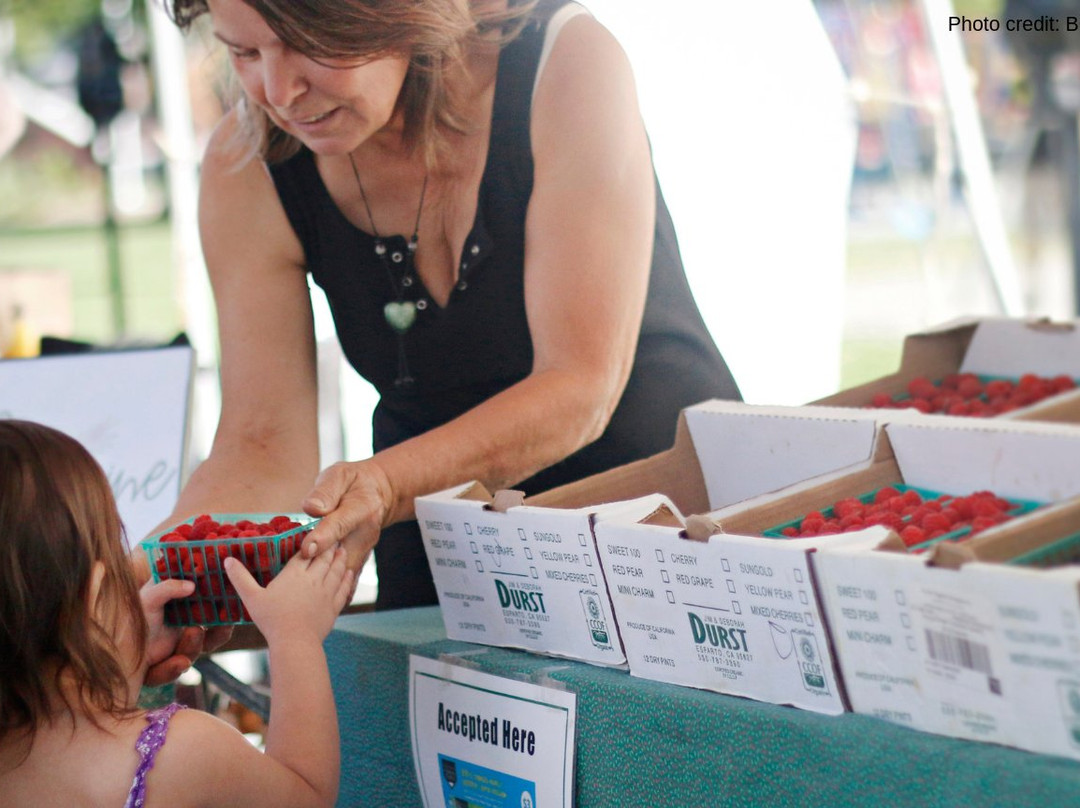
[[166, 0, 538, 166], [0, 420, 147, 749]]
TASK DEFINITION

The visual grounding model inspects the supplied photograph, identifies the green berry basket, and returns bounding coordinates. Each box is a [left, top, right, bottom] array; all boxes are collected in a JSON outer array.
[[873, 373, 1080, 414], [764, 484, 1042, 553], [139, 512, 320, 627], [1006, 532, 1080, 568], [763, 485, 949, 538]]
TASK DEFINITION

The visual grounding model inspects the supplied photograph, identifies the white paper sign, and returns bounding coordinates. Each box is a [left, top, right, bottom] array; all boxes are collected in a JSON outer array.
[[0, 346, 194, 545], [410, 655, 577, 808]]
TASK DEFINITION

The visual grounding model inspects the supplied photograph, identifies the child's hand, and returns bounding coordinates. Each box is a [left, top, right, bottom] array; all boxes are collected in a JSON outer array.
[[139, 578, 237, 685], [140, 577, 196, 681], [225, 545, 352, 644], [133, 554, 235, 685]]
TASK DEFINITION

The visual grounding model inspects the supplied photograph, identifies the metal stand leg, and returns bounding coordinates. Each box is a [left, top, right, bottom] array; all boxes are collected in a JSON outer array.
[[193, 657, 271, 724]]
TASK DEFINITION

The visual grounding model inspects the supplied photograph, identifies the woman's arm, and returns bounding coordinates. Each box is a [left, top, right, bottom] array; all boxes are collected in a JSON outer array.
[[304, 15, 654, 562], [137, 117, 326, 681], [167, 112, 322, 522]]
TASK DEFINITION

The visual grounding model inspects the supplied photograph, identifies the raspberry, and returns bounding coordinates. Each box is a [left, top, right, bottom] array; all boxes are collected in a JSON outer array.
[[952, 497, 975, 519], [969, 516, 1000, 535], [883, 495, 907, 513], [907, 376, 939, 400], [972, 497, 1005, 518], [870, 392, 894, 408], [921, 512, 951, 533], [874, 486, 901, 504], [867, 511, 903, 530], [834, 498, 864, 519], [1051, 375, 1077, 393], [839, 514, 865, 530], [781, 526, 798, 537], [984, 379, 1013, 398], [956, 376, 983, 399], [900, 525, 926, 546], [939, 507, 961, 526]]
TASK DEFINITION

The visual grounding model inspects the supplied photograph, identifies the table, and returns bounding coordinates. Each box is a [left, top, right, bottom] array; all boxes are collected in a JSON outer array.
[[326, 606, 1080, 808]]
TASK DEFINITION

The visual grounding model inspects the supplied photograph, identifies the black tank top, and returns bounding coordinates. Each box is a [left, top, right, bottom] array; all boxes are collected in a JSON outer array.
[[268, 2, 740, 608]]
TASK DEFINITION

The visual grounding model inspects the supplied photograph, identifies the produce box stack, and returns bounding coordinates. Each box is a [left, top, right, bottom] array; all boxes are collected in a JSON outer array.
[[786, 417, 1080, 759], [590, 414, 1080, 727], [415, 400, 898, 670]]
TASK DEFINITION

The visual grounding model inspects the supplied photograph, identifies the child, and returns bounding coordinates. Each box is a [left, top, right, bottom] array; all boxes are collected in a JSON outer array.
[[0, 419, 352, 807]]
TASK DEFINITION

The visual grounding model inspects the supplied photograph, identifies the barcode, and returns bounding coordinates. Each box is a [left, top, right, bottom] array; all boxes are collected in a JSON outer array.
[[924, 629, 993, 676]]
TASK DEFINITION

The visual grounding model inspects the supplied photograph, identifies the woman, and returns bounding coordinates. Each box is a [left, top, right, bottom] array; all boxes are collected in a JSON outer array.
[[164, 0, 740, 609]]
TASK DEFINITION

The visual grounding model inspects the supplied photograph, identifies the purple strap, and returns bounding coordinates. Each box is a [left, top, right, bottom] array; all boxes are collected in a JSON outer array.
[[124, 702, 186, 808]]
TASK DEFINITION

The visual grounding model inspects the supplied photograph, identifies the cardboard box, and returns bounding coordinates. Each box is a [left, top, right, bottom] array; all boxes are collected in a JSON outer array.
[[804, 417, 1080, 757], [592, 507, 861, 714], [813, 316, 1080, 423], [415, 485, 665, 667], [416, 400, 898, 668]]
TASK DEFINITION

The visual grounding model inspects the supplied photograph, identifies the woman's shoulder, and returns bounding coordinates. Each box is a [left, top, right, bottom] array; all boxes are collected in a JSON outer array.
[[200, 108, 278, 196], [529, 6, 634, 103], [527, 7, 642, 146]]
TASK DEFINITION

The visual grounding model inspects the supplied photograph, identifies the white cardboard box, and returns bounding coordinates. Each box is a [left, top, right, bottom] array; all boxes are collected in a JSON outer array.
[[415, 485, 667, 667], [416, 400, 899, 668], [592, 511, 861, 714], [809, 417, 1080, 755]]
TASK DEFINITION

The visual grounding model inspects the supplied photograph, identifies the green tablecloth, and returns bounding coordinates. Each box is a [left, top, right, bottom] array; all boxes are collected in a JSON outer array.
[[326, 606, 1080, 808]]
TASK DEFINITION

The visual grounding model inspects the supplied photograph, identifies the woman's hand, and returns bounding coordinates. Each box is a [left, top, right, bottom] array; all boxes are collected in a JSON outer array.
[[225, 545, 352, 645], [300, 458, 394, 571]]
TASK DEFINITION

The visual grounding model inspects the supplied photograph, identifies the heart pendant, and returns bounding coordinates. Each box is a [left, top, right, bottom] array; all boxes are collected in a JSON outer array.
[[383, 300, 417, 333]]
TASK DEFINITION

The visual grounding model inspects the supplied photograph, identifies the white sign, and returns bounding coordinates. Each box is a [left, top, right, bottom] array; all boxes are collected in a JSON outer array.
[[410, 655, 577, 808], [0, 346, 194, 545]]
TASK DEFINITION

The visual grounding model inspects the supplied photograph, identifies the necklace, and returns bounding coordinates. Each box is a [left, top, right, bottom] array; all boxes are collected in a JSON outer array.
[[348, 151, 429, 389]]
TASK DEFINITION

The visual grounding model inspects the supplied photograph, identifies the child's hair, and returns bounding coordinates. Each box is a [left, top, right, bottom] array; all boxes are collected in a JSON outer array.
[[0, 420, 147, 748]]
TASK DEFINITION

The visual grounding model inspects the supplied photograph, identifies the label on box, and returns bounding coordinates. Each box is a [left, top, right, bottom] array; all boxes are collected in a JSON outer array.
[[967, 563, 1080, 761], [416, 491, 671, 665], [594, 522, 845, 714], [815, 546, 1015, 744]]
